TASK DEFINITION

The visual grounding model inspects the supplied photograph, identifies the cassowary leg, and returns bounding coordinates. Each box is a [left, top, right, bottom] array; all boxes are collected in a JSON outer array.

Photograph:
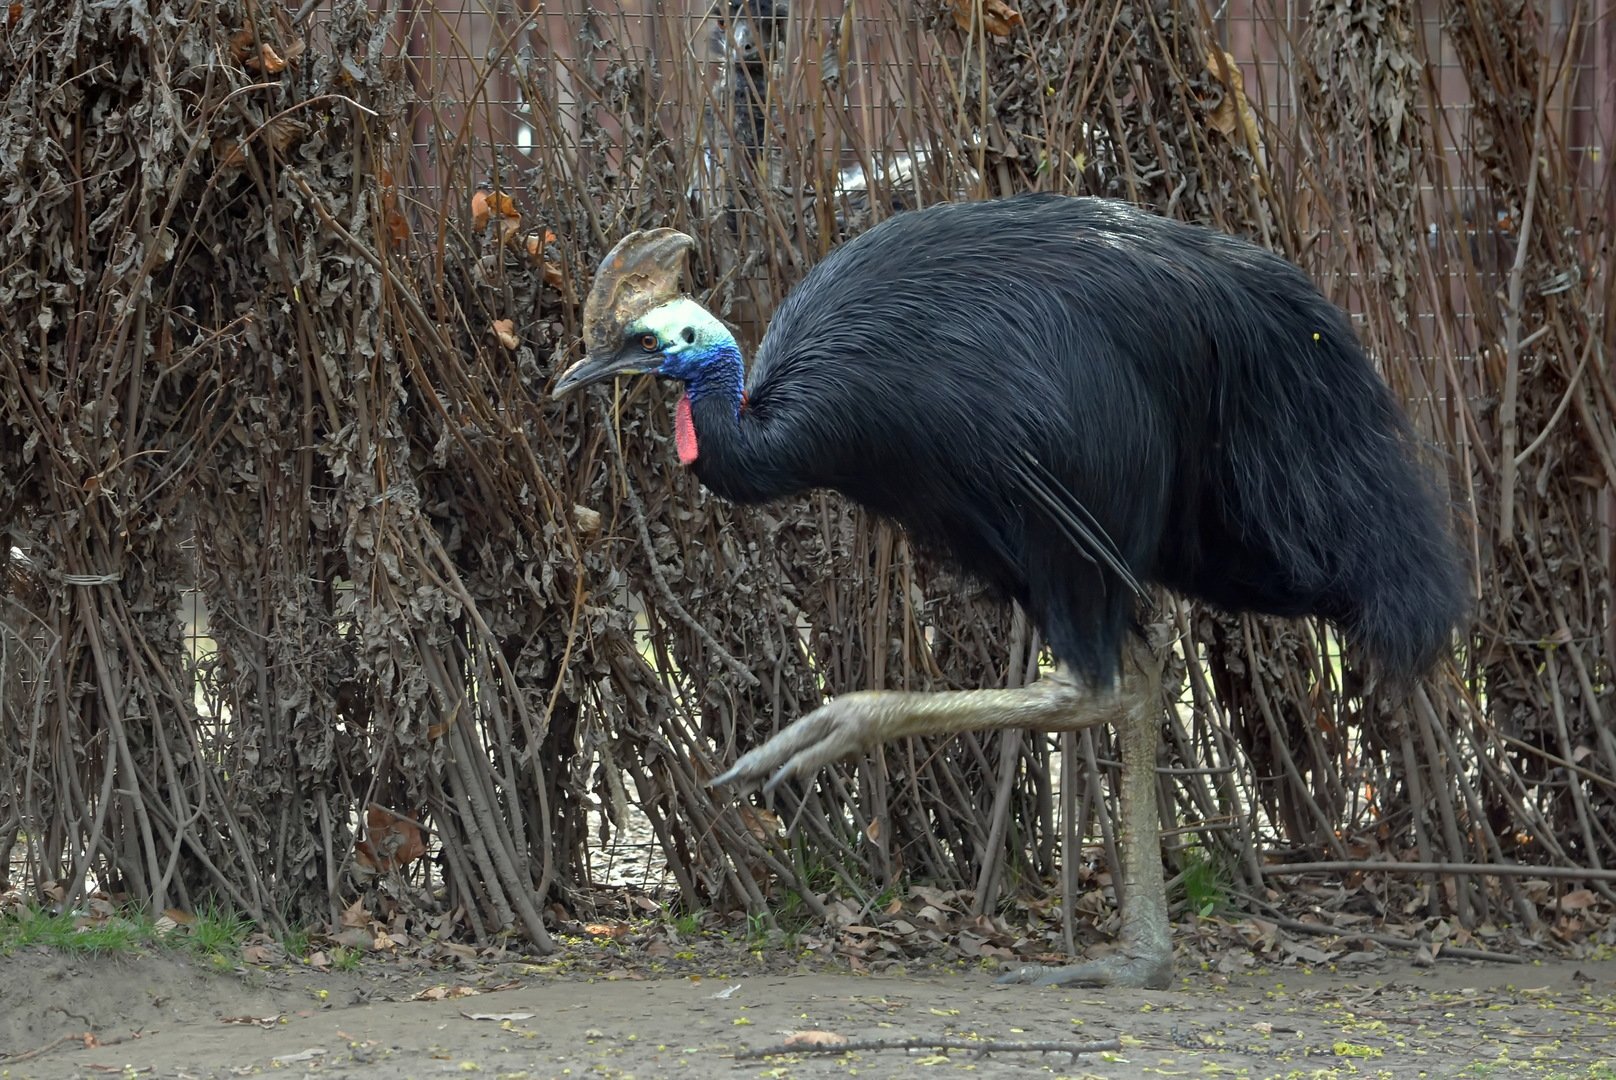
[[994, 658, 1172, 989], [710, 636, 1171, 989], [710, 647, 1142, 793]]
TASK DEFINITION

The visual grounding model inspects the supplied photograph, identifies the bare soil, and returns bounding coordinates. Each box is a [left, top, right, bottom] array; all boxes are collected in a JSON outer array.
[[3, 943, 1615, 1079]]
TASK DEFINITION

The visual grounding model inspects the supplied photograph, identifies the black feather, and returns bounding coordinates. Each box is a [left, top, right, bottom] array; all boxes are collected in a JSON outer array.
[[1010, 446, 1147, 601], [685, 193, 1469, 685]]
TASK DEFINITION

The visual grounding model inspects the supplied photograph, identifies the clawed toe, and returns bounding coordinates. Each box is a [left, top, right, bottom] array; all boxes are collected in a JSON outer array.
[[709, 752, 766, 789], [707, 696, 882, 794], [708, 743, 809, 792]]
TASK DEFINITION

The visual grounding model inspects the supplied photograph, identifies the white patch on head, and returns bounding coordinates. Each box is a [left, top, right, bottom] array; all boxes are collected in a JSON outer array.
[[633, 298, 733, 354]]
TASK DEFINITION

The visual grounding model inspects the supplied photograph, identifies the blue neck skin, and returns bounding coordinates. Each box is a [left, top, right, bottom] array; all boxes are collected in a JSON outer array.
[[664, 341, 746, 413]]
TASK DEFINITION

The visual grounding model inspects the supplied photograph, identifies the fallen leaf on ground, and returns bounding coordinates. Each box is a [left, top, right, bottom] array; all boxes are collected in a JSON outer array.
[[340, 897, 371, 928], [413, 985, 481, 1001], [1560, 889, 1597, 911], [783, 1030, 849, 1048], [330, 927, 372, 950]]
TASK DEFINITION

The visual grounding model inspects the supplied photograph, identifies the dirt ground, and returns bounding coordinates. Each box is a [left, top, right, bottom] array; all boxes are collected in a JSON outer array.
[[3, 943, 1615, 1080]]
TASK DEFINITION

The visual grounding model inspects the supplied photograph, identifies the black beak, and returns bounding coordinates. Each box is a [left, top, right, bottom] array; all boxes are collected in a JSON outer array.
[[551, 348, 658, 399]]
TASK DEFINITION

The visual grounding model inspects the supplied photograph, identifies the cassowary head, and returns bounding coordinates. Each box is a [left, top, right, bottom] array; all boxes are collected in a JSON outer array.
[[552, 229, 740, 405]]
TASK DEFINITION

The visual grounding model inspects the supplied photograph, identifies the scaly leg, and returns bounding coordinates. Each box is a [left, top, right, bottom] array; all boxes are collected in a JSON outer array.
[[711, 634, 1171, 989], [994, 655, 1171, 989]]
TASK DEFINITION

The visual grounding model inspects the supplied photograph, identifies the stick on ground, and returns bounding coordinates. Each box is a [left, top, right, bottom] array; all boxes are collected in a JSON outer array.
[[734, 1034, 1124, 1061]]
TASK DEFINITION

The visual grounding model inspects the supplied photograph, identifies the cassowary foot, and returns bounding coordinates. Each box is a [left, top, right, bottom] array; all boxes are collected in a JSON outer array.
[[709, 692, 896, 794], [996, 944, 1173, 990]]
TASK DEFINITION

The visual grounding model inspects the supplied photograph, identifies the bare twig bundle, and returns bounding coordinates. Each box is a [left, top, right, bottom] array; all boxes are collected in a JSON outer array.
[[0, 0, 1609, 956]]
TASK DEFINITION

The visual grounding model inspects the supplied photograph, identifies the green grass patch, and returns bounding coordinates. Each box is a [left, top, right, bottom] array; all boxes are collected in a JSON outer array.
[[281, 924, 315, 959], [1177, 845, 1232, 917], [187, 904, 253, 959], [0, 908, 157, 956], [0, 903, 253, 964]]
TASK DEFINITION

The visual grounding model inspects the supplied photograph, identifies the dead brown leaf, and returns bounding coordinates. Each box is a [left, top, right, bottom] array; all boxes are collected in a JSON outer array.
[[263, 117, 306, 156], [472, 190, 520, 233], [413, 985, 482, 1001], [524, 229, 557, 259], [340, 897, 371, 928], [256, 43, 286, 73], [331, 926, 373, 950], [738, 805, 782, 843], [491, 319, 519, 351], [355, 806, 427, 873], [211, 138, 247, 170], [229, 29, 302, 74], [950, 0, 1021, 37], [525, 230, 565, 286], [1559, 888, 1597, 911], [1203, 49, 1259, 152], [783, 1030, 849, 1048]]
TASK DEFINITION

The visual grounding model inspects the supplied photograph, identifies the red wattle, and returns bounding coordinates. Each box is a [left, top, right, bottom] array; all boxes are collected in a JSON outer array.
[[675, 394, 699, 465]]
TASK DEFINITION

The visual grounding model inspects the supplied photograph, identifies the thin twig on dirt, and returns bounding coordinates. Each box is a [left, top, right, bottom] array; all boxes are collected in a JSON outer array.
[[734, 1034, 1124, 1061], [0, 1034, 80, 1064], [0, 1029, 140, 1064], [1263, 914, 1527, 965], [1260, 859, 1616, 882]]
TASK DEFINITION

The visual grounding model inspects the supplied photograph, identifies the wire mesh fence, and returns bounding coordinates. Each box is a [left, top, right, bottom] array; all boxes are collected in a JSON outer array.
[[0, 0, 1611, 956]]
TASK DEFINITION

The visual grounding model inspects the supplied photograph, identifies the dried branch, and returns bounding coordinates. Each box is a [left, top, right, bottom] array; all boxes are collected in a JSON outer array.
[[734, 1034, 1124, 1060], [0, 0, 1608, 960]]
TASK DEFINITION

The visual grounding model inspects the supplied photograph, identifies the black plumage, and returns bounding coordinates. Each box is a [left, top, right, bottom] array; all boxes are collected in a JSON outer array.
[[680, 193, 1467, 684]]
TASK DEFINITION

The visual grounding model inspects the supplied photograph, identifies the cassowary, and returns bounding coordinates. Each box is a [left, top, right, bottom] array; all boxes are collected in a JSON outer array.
[[552, 193, 1468, 988]]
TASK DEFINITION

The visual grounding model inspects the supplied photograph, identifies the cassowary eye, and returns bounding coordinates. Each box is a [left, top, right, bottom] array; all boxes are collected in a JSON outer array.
[[639, 333, 659, 352], [682, 327, 696, 344]]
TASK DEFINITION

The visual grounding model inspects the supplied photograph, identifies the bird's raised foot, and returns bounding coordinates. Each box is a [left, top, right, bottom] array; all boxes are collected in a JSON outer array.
[[996, 948, 1173, 990], [709, 691, 898, 794]]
